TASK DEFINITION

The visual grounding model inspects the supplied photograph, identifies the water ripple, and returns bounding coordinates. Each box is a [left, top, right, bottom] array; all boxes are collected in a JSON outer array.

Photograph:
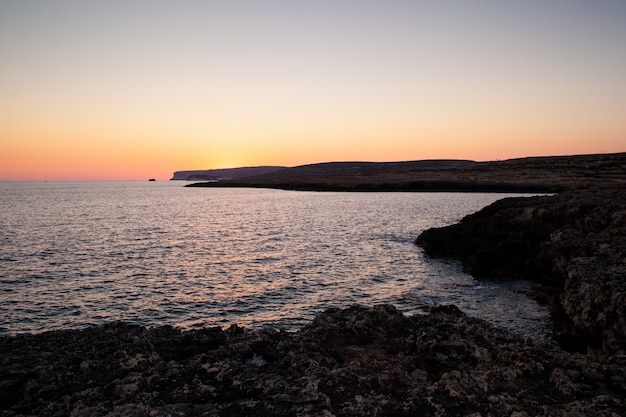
[[0, 182, 551, 340]]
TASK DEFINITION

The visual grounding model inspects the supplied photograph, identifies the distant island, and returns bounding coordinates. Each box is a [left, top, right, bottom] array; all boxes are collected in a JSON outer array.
[[182, 152, 626, 193]]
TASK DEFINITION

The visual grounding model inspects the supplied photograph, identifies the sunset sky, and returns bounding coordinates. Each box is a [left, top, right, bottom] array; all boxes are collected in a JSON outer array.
[[1, 1, 625, 180]]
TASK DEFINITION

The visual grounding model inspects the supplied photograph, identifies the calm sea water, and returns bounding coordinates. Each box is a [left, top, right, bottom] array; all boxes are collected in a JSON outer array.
[[0, 181, 551, 339]]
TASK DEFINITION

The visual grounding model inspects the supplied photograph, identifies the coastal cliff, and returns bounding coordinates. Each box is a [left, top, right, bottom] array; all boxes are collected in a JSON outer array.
[[171, 166, 285, 181], [416, 186, 626, 356]]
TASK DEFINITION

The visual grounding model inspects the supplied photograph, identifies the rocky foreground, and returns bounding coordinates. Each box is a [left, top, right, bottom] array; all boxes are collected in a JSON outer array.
[[1, 304, 625, 417]]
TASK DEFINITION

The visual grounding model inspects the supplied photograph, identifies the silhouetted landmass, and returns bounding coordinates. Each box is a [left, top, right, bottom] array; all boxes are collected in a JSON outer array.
[[171, 166, 285, 181], [186, 152, 626, 192], [246, 159, 477, 177]]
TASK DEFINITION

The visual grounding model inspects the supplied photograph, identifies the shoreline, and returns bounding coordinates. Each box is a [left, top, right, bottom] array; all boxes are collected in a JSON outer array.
[[3, 152, 625, 415], [415, 186, 626, 357], [184, 152, 626, 357], [187, 180, 565, 194], [2, 304, 625, 416], [3, 183, 625, 415]]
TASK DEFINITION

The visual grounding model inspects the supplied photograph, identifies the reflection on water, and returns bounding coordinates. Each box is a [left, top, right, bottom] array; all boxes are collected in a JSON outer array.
[[0, 182, 551, 340]]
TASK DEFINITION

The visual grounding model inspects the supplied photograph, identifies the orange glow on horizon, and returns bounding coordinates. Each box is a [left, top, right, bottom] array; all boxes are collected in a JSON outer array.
[[1, 124, 625, 181], [1, 2, 625, 180]]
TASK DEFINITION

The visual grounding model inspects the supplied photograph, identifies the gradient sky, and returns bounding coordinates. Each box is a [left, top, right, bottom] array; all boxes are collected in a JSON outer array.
[[1, 1, 625, 180]]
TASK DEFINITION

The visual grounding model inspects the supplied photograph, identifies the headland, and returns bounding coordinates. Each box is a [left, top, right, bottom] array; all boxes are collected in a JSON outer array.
[[185, 152, 626, 193]]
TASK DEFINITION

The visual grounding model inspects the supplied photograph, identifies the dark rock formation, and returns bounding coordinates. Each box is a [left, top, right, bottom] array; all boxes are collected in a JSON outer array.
[[416, 186, 626, 356], [1, 305, 624, 416]]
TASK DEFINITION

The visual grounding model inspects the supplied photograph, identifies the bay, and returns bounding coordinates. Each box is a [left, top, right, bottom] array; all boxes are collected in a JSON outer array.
[[0, 181, 551, 339]]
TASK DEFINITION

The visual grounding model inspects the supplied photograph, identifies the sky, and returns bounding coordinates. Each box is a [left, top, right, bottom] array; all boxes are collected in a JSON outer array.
[[1, 1, 625, 180]]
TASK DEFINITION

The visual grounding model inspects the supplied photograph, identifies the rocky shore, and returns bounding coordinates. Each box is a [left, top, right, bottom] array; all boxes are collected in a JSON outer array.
[[416, 186, 626, 358], [2, 304, 625, 417]]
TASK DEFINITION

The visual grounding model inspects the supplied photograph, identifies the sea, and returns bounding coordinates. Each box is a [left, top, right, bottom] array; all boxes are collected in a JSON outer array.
[[0, 181, 552, 339]]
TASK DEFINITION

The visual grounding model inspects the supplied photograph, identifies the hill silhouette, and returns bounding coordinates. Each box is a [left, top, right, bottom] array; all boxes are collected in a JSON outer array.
[[171, 166, 285, 181], [186, 152, 626, 193]]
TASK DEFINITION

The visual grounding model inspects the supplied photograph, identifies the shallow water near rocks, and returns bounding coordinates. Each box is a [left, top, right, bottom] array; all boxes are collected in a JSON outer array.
[[0, 181, 551, 340]]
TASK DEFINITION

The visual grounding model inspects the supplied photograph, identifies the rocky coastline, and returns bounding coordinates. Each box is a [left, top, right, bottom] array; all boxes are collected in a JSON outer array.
[[2, 304, 625, 416], [3, 153, 626, 416], [416, 186, 626, 358]]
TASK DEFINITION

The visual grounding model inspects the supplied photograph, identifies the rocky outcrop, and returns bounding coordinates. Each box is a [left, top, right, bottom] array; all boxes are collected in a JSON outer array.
[[416, 186, 626, 355], [1, 305, 624, 416]]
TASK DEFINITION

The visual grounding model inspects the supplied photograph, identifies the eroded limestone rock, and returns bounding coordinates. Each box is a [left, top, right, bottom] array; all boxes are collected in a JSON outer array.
[[1, 305, 624, 416], [416, 186, 626, 355]]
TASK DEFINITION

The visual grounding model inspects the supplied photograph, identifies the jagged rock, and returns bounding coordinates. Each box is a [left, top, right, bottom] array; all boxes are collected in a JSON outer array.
[[1, 305, 624, 416], [416, 186, 626, 355]]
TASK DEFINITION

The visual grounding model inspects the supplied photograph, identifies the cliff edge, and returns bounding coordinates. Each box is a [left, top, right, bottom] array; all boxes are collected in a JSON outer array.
[[171, 166, 285, 181]]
